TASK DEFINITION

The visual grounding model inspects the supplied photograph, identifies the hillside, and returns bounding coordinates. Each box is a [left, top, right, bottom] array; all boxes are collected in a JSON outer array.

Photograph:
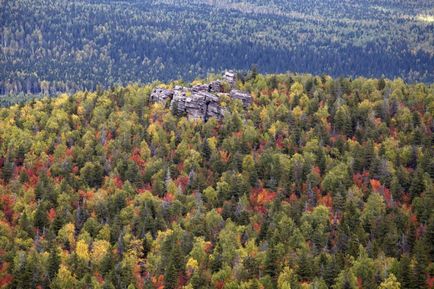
[[1, 0, 434, 95], [0, 73, 433, 289]]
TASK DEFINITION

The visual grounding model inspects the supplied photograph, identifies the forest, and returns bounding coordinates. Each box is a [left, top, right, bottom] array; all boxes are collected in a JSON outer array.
[[1, 0, 434, 96], [0, 72, 433, 288]]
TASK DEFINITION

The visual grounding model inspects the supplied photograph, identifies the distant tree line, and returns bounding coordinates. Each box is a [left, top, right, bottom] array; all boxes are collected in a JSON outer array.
[[1, 0, 433, 96]]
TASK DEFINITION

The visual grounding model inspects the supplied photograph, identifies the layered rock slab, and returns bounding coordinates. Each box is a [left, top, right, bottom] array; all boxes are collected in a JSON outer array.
[[150, 72, 251, 121]]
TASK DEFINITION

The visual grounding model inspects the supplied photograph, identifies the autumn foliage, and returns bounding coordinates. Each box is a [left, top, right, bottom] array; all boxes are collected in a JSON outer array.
[[0, 74, 432, 289]]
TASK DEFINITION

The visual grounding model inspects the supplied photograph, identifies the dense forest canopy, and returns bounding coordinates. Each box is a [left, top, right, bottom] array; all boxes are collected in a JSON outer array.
[[0, 72, 433, 288], [1, 0, 434, 96]]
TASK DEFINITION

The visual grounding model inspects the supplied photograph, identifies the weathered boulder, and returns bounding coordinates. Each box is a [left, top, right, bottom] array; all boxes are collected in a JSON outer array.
[[150, 88, 173, 105], [184, 92, 207, 120], [201, 91, 225, 120], [192, 84, 209, 92], [150, 72, 252, 121], [224, 70, 236, 84], [230, 89, 252, 108], [208, 80, 224, 93], [171, 91, 224, 120], [170, 89, 188, 113]]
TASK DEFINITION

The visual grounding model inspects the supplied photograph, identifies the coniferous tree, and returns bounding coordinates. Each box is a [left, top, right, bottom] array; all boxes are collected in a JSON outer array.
[[297, 250, 313, 281], [1, 158, 14, 182], [34, 202, 48, 232], [264, 235, 279, 283], [48, 248, 60, 281]]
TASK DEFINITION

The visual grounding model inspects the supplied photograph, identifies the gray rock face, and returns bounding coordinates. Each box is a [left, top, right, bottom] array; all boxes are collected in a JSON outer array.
[[170, 91, 224, 121], [224, 70, 236, 83], [230, 90, 253, 108], [150, 72, 252, 121], [183, 92, 207, 120], [191, 84, 209, 92], [208, 80, 223, 93], [150, 88, 173, 105]]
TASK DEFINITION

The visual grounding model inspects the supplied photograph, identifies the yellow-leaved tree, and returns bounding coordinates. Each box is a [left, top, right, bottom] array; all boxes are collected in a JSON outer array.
[[76, 239, 90, 262], [51, 265, 80, 289], [277, 267, 293, 289], [378, 274, 401, 289], [92, 239, 110, 265]]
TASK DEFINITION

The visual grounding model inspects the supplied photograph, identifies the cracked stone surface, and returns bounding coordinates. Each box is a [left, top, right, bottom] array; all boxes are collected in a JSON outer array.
[[149, 88, 173, 105], [230, 90, 253, 108], [150, 72, 251, 121]]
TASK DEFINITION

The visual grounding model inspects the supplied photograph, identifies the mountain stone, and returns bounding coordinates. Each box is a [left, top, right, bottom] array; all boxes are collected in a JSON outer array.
[[149, 88, 173, 105], [230, 89, 253, 108], [150, 73, 251, 121], [224, 70, 236, 83]]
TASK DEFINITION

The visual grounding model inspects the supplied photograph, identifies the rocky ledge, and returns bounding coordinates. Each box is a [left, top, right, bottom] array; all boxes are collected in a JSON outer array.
[[150, 71, 252, 121]]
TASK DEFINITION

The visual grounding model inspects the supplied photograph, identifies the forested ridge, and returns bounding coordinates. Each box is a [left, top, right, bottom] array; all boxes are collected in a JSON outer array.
[[0, 72, 433, 289], [1, 0, 434, 96]]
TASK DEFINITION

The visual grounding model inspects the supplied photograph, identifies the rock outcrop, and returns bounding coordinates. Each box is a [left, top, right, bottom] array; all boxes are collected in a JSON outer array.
[[230, 90, 253, 108], [224, 70, 236, 84], [149, 88, 173, 105], [150, 72, 251, 121], [208, 80, 224, 93], [170, 90, 226, 121]]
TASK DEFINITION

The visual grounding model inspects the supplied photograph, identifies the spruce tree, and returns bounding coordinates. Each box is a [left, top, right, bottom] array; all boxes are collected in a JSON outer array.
[[264, 236, 279, 280], [297, 250, 313, 281], [34, 202, 48, 232], [202, 138, 211, 162], [411, 240, 428, 289], [48, 248, 60, 281], [164, 258, 178, 289], [1, 158, 14, 182]]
